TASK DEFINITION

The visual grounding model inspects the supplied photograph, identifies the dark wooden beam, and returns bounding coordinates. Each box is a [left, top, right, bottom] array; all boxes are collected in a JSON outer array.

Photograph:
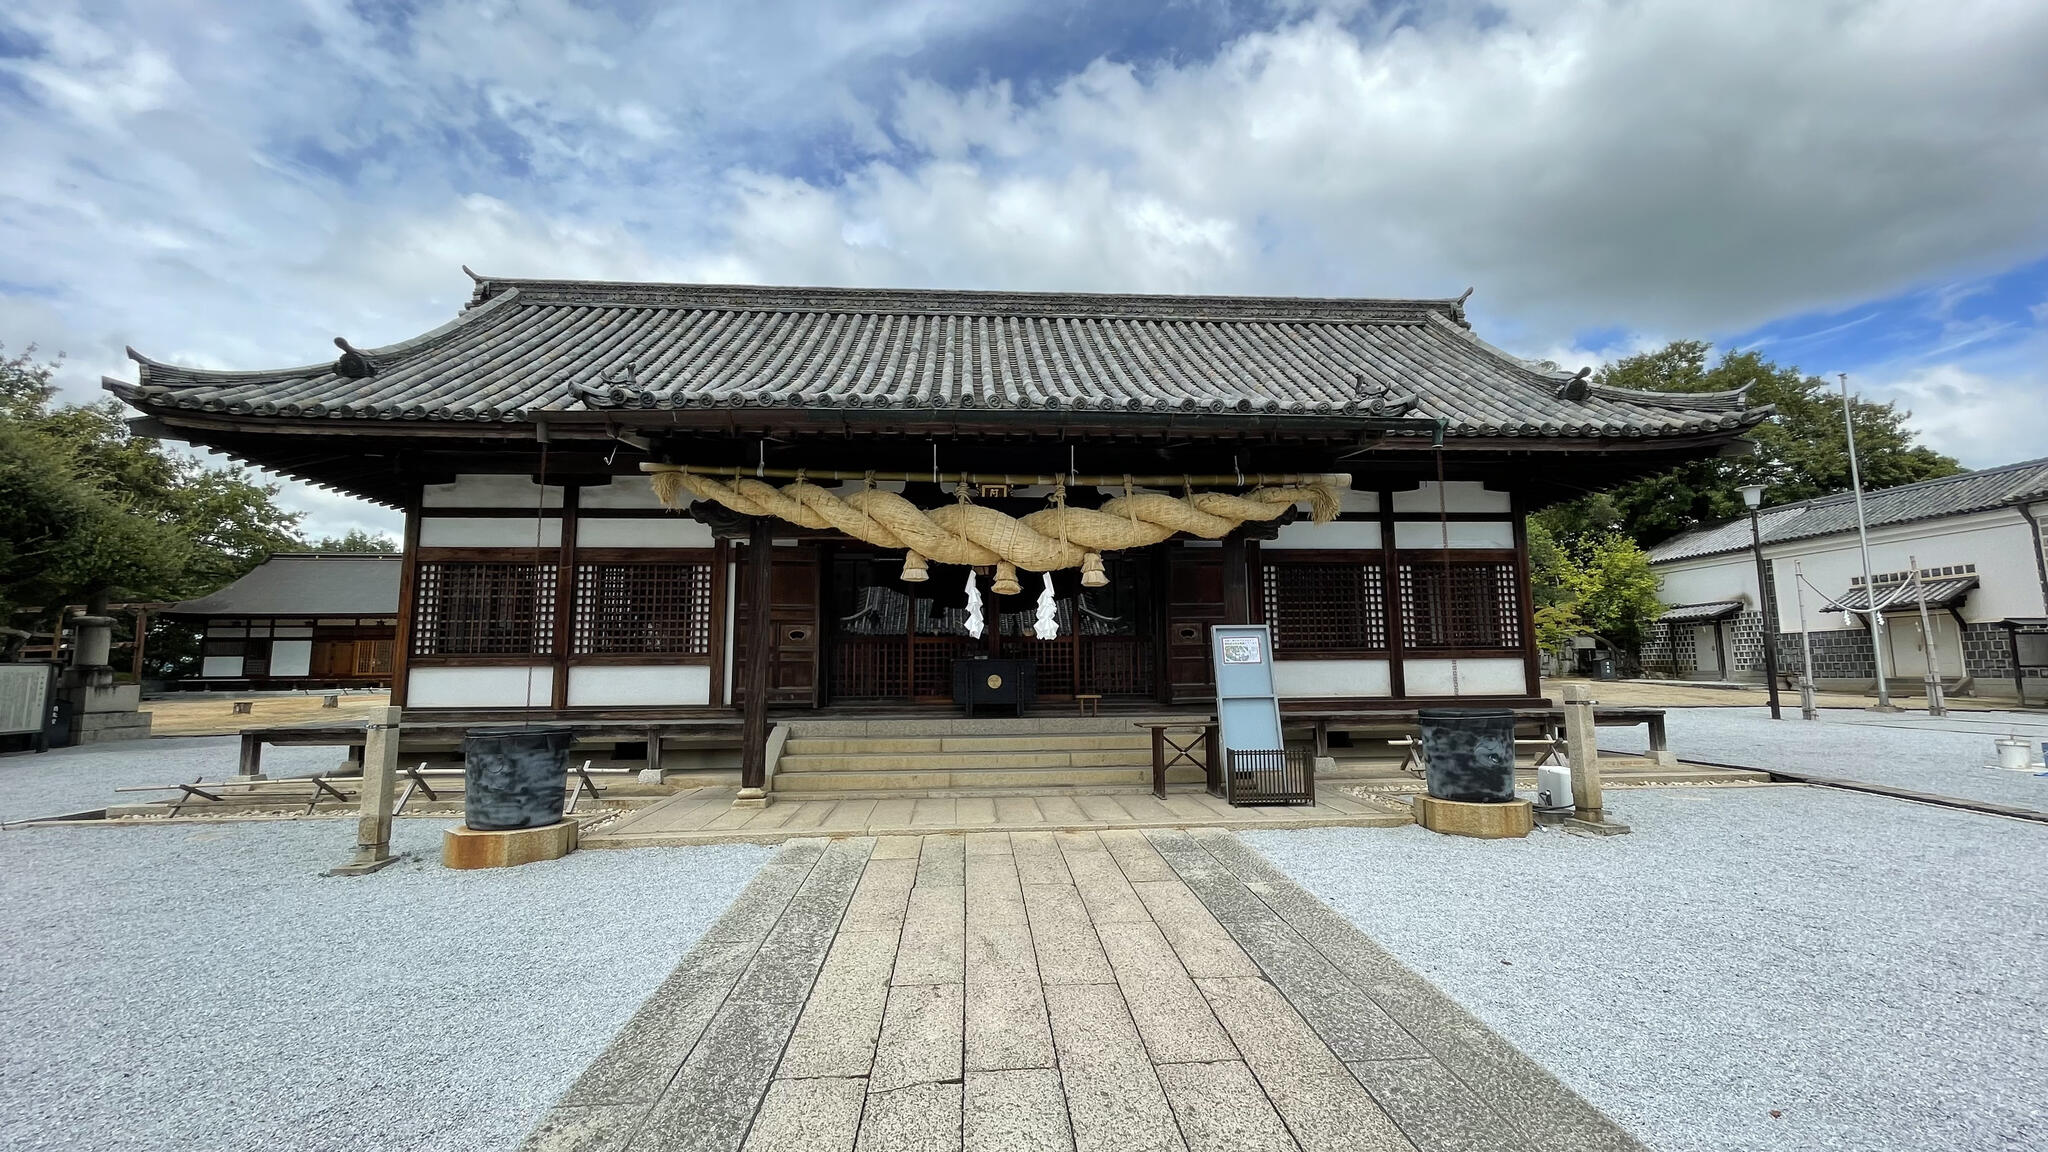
[[389, 493, 423, 707], [739, 518, 774, 793], [1221, 532, 1251, 624], [550, 486, 579, 710]]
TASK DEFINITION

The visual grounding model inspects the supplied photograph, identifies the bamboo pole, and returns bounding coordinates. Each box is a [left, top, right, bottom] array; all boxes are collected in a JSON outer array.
[[638, 462, 1349, 488]]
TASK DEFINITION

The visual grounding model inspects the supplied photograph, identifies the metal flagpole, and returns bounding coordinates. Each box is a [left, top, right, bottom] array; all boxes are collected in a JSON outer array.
[[1841, 374, 1892, 710], [1793, 560, 1817, 720], [1908, 555, 1947, 716]]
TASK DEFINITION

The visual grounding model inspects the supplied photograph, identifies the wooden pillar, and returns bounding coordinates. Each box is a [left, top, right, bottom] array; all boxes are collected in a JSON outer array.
[[129, 607, 149, 683], [1563, 683, 1602, 818], [1151, 547, 1173, 706], [332, 705, 402, 876], [549, 485, 579, 710], [738, 519, 774, 800], [1378, 488, 1407, 698], [1511, 492, 1543, 701], [389, 496, 423, 708], [1221, 533, 1250, 624]]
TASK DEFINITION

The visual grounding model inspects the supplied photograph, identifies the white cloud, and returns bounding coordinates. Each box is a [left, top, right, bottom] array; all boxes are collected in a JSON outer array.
[[1861, 343, 2048, 470], [4, 0, 2048, 536]]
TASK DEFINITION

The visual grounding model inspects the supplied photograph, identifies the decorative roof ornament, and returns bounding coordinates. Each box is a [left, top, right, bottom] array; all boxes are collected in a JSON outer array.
[[570, 362, 655, 409], [1556, 366, 1593, 402], [1350, 374, 1419, 416], [1449, 286, 1474, 328], [332, 338, 378, 379]]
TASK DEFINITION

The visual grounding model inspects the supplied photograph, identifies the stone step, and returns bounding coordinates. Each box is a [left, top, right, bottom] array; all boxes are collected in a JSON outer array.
[[780, 716, 1199, 738], [776, 749, 1158, 773], [758, 782, 1217, 800], [781, 733, 1154, 756], [773, 764, 1208, 793]]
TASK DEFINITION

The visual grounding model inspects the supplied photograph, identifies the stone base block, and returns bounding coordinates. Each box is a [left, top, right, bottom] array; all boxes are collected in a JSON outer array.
[[443, 821, 578, 870], [1412, 795, 1533, 839], [1563, 816, 1632, 837], [70, 709, 153, 745]]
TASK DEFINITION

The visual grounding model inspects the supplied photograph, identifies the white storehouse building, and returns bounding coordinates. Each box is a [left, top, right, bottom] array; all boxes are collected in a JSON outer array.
[[1642, 458, 2048, 701]]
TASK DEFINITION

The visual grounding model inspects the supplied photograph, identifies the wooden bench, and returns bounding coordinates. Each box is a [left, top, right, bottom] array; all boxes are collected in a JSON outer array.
[[1292, 706, 1670, 770], [238, 724, 370, 778], [237, 719, 746, 778]]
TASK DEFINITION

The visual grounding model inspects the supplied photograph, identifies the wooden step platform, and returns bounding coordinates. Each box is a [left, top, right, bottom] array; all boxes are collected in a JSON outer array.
[[581, 785, 1410, 848]]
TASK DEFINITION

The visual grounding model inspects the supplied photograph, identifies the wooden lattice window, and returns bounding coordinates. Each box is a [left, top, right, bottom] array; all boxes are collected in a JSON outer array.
[[412, 561, 556, 656], [1260, 560, 1387, 654], [354, 639, 395, 676], [1398, 560, 1522, 650], [572, 562, 714, 656]]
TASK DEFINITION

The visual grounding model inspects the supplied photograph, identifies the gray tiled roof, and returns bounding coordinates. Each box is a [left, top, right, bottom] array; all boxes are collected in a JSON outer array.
[[165, 553, 400, 617], [1649, 457, 2048, 564], [1823, 575, 1978, 613], [1657, 600, 1745, 623], [107, 276, 1768, 441]]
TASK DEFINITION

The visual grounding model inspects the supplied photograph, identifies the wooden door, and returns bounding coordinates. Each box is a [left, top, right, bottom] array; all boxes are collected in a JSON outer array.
[[735, 545, 821, 706], [311, 640, 349, 678], [1165, 548, 1224, 701]]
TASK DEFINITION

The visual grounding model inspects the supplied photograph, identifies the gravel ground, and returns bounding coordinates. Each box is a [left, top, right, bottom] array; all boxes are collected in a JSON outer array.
[[0, 818, 769, 1151], [1601, 706, 2048, 812], [1, 735, 346, 824], [1245, 787, 2048, 1152]]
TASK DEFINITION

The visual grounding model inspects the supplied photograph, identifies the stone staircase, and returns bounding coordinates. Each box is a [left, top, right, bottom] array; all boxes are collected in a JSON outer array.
[[769, 717, 1210, 796]]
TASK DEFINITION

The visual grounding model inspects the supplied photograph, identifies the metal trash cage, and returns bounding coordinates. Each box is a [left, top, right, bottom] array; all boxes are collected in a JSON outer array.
[[1224, 747, 1316, 806]]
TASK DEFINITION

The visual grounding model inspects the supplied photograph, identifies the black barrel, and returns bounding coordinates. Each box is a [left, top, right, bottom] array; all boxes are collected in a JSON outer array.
[[461, 726, 575, 830], [1416, 708, 1517, 803]]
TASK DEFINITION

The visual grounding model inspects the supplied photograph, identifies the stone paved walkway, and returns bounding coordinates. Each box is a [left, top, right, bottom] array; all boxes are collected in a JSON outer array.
[[522, 830, 1642, 1152], [583, 789, 1411, 848]]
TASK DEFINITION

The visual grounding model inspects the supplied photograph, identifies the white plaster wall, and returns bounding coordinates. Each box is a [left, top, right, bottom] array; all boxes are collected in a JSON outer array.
[[566, 665, 712, 707], [1338, 487, 1380, 514], [579, 476, 666, 510], [406, 666, 553, 708], [1660, 509, 2047, 634], [1265, 521, 1382, 550], [205, 625, 247, 637], [1392, 521, 1516, 549], [1403, 657, 1528, 696], [269, 641, 313, 677], [201, 656, 243, 678], [1654, 555, 1756, 609], [576, 517, 715, 548], [418, 518, 561, 548], [273, 626, 314, 639], [1272, 659, 1392, 698], [421, 474, 563, 508], [1391, 481, 1511, 514]]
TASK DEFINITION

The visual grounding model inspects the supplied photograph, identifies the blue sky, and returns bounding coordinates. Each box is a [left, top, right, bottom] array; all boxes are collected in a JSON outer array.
[[4, 0, 2046, 539]]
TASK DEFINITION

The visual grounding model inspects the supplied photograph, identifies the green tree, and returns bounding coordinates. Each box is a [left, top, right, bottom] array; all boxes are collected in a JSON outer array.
[[307, 528, 399, 552], [1525, 522, 1661, 661], [1539, 341, 1962, 546], [1562, 533, 1663, 651], [0, 344, 302, 620]]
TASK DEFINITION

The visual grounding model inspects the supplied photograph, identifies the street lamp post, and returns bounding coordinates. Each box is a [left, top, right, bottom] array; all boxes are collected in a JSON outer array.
[[1739, 483, 1784, 720]]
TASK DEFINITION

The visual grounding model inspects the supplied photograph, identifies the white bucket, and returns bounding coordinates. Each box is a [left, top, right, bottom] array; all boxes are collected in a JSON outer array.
[[1995, 737, 2032, 771]]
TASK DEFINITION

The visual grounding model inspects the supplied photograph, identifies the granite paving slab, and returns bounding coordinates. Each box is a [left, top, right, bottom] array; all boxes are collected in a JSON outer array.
[[526, 829, 1647, 1152]]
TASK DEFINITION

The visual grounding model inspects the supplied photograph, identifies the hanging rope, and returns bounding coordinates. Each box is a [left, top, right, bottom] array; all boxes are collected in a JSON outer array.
[[648, 466, 1340, 575]]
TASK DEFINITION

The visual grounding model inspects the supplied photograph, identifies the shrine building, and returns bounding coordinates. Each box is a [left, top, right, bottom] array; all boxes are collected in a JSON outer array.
[[107, 274, 1766, 788]]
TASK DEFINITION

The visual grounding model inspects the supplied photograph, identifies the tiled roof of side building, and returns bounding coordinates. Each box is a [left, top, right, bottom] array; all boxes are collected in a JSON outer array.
[[106, 274, 1769, 441], [1648, 458, 2048, 564], [163, 553, 401, 617]]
